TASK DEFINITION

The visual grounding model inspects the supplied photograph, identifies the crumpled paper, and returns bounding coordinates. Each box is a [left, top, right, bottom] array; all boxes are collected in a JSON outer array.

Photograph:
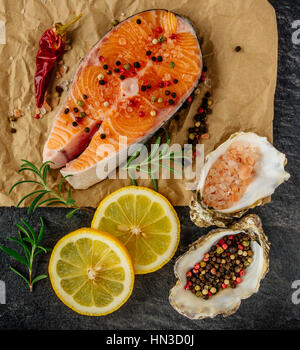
[[0, 0, 277, 207]]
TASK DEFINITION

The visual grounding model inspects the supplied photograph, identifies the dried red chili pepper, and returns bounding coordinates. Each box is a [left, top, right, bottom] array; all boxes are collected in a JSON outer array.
[[34, 14, 82, 108]]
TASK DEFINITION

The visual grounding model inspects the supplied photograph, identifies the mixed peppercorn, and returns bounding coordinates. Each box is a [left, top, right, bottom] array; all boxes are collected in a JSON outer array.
[[185, 232, 254, 299]]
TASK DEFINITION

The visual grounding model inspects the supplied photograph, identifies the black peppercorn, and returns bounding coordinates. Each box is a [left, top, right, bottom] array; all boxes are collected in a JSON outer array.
[[120, 75, 125, 80], [64, 108, 70, 114], [146, 50, 151, 56], [72, 121, 78, 127], [100, 133, 106, 139], [103, 64, 108, 70]]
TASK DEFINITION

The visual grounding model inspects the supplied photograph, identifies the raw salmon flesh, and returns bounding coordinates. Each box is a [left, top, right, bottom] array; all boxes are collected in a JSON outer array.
[[43, 10, 202, 189]]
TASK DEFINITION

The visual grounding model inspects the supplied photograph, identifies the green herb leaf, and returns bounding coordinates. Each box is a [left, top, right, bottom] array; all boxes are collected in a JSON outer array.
[[37, 217, 45, 245], [9, 180, 42, 194], [66, 208, 80, 218], [125, 129, 177, 191], [0, 218, 50, 292], [10, 160, 84, 217], [0, 246, 28, 267], [31, 275, 48, 287], [7, 236, 30, 263], [9, 267, 30, 287], [27, 191, 50, 214]]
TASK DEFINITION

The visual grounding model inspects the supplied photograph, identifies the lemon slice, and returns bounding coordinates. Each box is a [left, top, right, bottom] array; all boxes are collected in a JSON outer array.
[[91, 186, 180, 274], [48, 228, 134, 316]]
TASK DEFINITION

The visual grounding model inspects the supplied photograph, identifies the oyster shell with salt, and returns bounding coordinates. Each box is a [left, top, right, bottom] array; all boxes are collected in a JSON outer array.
[[190, 132, 290, 227]]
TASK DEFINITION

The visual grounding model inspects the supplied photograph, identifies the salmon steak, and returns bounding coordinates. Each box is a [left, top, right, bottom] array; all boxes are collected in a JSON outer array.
[[43, 9, 202, 189]]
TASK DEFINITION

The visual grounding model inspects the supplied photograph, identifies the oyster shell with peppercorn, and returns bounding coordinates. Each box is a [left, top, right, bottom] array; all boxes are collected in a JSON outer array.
[[190, 132, 290, 227], [169, 214, 270, 319]]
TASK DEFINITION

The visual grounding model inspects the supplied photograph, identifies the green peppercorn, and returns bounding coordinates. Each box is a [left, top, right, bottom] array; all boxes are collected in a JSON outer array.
[[77, 100, 84, 107], [216, 247, 224, 254], [80, 112, 86, 118], [124, 63, 131, 71]]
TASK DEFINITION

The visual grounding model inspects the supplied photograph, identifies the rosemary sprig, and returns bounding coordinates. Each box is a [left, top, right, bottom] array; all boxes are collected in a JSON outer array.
[[10, 160, 92, 218], [0, 218, 51, 292], [125, 129, 188, 191]]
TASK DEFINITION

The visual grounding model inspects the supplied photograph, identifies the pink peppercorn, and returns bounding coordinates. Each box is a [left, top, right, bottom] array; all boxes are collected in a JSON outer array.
[[99, 56, 104, 62], [228, 235, 234, 240], [170, 34, 177, 39], [222, 243, 228, 250], [208, 291, 212, 296], [238, 244, 244, 250], [186, 271, 192, 277], [221, 283, 227, 289], [235, 277, 242, 284], [165, 81, 171, 86], [198, 107, 204, 113], [35, 114, 40, 119], [192, 268, 199, 274], [187, 96, 193, 103], [159, 82, 164, 88], [194, 263, 200, 270], [139, 111, 145, 117], [155, 26, 163, 33], [239, 270, 245, 277]]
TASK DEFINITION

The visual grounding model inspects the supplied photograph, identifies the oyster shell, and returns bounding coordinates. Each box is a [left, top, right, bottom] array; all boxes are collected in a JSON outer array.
[[190, 132, 290, 227], [169, 214, 270, 319]]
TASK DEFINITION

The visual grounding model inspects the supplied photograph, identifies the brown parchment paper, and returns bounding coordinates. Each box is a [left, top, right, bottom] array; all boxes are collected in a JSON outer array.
[[0, 0, 277, 207]]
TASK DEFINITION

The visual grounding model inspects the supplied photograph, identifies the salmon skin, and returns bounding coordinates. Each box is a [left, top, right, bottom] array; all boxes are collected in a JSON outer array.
[[43, 9, 202, 189]]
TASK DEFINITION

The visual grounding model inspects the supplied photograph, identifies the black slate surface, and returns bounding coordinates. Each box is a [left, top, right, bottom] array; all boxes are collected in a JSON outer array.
[[0, 0, 300, 330]]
